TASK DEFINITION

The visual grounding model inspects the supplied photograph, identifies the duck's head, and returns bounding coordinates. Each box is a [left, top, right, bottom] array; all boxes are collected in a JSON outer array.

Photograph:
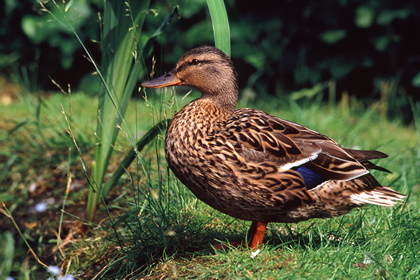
[[142, 46, 238, 108]]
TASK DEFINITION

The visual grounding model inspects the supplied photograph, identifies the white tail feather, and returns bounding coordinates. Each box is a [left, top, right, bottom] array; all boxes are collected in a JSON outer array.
[[350, 188, 405, 206]]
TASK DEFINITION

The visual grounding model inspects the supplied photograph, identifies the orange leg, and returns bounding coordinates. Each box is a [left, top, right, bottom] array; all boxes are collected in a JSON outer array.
[[213, 221, 268, 250], [248, 221, 268, 249]]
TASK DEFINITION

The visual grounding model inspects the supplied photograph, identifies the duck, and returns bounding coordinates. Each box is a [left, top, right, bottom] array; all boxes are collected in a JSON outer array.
[[141, 46, 404, 249]]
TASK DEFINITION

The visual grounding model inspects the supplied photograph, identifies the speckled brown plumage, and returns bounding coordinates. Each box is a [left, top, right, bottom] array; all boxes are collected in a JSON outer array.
[[142, 46, 404, 248]]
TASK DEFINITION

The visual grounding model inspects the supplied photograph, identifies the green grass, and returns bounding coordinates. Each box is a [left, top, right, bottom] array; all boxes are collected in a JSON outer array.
[[0, 88, 418, 279]]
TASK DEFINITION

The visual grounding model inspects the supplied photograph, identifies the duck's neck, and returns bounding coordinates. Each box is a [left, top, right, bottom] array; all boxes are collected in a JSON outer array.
[[199, 74, 238, 115]]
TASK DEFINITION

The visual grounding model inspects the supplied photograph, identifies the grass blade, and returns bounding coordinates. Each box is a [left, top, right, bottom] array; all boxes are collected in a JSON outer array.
[[206, 0, 230, 56]]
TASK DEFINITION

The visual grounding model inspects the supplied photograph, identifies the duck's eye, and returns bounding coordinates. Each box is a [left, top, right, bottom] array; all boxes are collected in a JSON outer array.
[[190, 59, 200, 65]]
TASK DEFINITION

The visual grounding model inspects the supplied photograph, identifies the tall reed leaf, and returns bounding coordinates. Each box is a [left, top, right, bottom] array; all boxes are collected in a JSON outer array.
[[87, 0, 230, 222], [93, 6, 179, 214], [87, 0, 150, 221], [206, 0, 231, 56]]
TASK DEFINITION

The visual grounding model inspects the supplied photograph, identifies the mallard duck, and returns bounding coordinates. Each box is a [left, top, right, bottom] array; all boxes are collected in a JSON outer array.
[[142, 46, 404, 249]]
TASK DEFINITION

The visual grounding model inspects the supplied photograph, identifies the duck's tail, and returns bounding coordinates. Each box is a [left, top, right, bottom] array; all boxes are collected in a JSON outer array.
[[313, 174, 405, 215], [350, 186, 405, 206]]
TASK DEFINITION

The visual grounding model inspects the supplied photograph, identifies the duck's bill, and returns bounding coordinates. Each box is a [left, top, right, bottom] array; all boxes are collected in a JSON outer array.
[[141, 69, 182, 88]]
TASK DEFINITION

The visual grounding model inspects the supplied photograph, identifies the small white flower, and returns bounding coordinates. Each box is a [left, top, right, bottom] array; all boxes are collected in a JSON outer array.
[[34, 202, 48, 213], [47, 265, 61, 275]]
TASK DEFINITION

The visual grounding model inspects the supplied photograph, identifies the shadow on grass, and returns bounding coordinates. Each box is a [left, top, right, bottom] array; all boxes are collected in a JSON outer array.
[[90, 209, 246, 278], [87, 200, 416, 278]]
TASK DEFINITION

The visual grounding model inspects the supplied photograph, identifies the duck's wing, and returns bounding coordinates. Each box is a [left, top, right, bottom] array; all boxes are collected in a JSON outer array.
[[223, 109, 375, 184]]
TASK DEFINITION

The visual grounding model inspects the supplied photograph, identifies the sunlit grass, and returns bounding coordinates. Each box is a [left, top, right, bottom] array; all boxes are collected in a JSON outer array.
[[0, 89, 418, 278]]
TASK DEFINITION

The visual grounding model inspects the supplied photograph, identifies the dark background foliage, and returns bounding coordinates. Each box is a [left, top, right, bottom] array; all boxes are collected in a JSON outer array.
[[1, 0, 419, 121]]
